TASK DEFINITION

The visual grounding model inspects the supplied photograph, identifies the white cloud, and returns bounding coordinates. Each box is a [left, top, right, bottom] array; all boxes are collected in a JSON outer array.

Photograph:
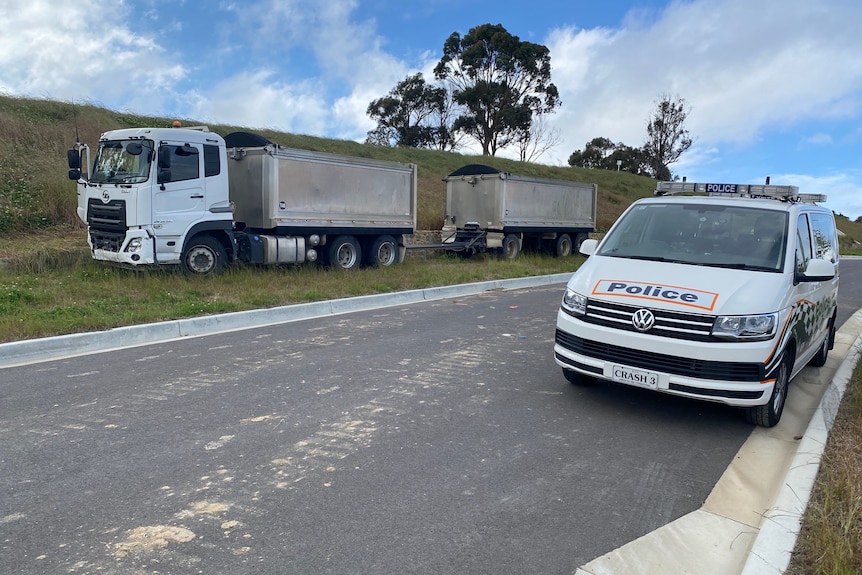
[[544, 0, 862, 165], [0, 0, 185, 109]]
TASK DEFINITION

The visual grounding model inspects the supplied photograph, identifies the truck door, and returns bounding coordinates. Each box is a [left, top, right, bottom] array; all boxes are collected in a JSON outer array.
[[153, 141, 206, 263]]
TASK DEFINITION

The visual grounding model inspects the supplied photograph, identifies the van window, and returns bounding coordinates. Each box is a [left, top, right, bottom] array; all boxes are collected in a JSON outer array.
[[809, 212, 838, 263], [795, 214, 813, 274]]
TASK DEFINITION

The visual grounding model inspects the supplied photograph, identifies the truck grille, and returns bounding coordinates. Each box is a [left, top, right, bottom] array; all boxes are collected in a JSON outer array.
[[87, 198, 127, 233], [555, 329, 763, 382], [569, 298, 718, 342]]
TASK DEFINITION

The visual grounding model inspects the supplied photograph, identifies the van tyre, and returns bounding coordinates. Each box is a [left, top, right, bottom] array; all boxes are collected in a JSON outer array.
[[555, 234, 572, 257], [328, 235, 362, 270], [809, 320, 835, 367], [745, 354, 790, 427], [181, 235, 227, 275], [366, 235, 398, 267]]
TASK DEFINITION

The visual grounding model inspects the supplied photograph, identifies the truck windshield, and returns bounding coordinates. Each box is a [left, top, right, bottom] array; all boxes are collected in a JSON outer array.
[[90, 139, 154, 184], [597, 203, 788, 272]]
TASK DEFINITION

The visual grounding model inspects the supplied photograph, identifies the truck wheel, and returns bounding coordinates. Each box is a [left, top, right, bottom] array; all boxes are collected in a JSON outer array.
[[328, 235, 362, 270], [501, 234, 521, 260], [554, 234, 572, 257], [366, 235, 398, 267], [745, 354, 790, 427], [181, 235, 227, 275]]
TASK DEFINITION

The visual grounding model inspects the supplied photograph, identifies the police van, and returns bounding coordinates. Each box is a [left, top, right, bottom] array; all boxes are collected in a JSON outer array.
[[553, 182, 839, 427]]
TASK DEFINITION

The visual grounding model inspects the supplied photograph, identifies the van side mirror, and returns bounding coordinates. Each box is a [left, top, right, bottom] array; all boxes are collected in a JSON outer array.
[[799, 258, 835, 282], [579, 238, 598, 256]]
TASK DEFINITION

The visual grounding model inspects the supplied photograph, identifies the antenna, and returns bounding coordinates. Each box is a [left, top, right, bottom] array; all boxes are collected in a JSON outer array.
[[73, 104, 80, 145]]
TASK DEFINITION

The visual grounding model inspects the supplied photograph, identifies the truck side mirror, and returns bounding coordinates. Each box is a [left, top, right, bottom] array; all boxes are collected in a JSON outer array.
[[67, 148, 81, 169], [158, 168, 171, 184], [158, 146, 172, 169]]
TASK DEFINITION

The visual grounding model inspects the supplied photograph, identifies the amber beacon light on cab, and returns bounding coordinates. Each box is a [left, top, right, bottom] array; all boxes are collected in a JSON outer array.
[[553, 181, 839, 427]]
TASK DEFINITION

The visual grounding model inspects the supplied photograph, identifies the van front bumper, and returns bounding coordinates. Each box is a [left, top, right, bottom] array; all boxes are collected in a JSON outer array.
[[554, 313, 776, 407]]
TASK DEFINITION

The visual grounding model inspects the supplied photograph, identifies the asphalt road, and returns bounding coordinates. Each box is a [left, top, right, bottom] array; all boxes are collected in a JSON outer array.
[[2, 261, 860, 575]]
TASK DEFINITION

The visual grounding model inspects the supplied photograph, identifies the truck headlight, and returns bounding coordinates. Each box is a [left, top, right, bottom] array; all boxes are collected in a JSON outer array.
[[712, 313, 777, 340], [125, 238, 143, 253], [562, 289, 587, 315]]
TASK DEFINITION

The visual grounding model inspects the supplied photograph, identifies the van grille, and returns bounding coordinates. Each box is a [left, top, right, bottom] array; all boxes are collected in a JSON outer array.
[[567, 298, 718, 342], [555, 329, 763, 382]]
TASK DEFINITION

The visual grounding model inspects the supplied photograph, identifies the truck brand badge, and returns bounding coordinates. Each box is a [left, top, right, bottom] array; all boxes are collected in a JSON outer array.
[[102, 191, 110, 204], [632, 309, 655, 332], [592, 279, 719, 311]]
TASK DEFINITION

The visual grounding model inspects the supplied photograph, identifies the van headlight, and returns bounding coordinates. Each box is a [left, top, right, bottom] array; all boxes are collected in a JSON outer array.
[[712, 313, 777, 340], [562, 289, 587, 315]]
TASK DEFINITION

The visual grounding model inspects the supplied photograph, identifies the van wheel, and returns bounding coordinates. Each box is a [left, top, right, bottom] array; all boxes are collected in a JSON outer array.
[[809, 321, 834, 367], [328, 235, 362, 270], [745, 355, 790, 427], [563, 368, 594, 385], [181, 235, 227, 275], [501, 234, 521, 260], [554, 234, 572, 257]]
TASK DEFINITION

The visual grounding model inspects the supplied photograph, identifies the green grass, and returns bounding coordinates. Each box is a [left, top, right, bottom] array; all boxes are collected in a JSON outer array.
[[0, 230, 580, 343]]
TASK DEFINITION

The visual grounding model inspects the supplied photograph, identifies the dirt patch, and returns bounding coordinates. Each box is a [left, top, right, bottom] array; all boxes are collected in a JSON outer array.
[[113, 525, 195, 558]]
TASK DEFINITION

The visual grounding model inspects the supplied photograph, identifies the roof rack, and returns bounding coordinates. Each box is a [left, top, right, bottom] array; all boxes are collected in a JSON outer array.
[[654, 182, 827, 203]]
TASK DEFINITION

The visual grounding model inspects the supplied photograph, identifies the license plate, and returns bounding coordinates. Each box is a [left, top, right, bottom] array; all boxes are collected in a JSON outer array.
[[611, 365, 659, 389]]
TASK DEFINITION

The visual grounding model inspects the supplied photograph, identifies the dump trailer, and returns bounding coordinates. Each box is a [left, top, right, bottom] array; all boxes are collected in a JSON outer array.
[[439, 165, 597, 259], [68, 127, 417, 274]]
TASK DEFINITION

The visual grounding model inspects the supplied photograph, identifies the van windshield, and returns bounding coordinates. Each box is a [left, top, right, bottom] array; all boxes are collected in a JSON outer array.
[[597, 203, 788, 272]]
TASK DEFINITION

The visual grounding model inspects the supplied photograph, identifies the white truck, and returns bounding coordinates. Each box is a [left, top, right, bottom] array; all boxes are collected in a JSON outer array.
[[67, 127, 417, 274], [438, 165, 597, 259], [554, 181, 839, 427]]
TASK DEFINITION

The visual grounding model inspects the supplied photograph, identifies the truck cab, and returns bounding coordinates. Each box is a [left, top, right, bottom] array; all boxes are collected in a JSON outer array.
[[553, 182, 839, 427], [69, 126, 233, 272]]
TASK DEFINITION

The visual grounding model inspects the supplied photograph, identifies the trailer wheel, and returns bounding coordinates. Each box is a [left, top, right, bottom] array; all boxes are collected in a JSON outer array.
[[501, 234, 521, 260], [328, 235, 362, 270], [181, 234, 227, 275], [745, 353, 790, 427], [366, 235, 398, 267], [554, 234, 572, 257]]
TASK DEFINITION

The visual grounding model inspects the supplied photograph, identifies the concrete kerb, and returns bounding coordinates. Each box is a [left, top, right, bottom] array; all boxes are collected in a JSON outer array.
[[0, 272, 573, 369]]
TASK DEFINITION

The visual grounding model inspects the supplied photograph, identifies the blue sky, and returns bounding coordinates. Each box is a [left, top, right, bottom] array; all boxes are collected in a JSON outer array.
[[2, 0, 862, 220]]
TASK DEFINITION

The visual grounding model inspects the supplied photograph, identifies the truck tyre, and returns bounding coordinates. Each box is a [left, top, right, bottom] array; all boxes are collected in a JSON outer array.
[[328, 235, 362, 270], [181, 235, 227, 275], [366, 235, 398, 267], [745, 353, 790, 427], [555, 234, 573, 257], [501, 234, 521, 260]]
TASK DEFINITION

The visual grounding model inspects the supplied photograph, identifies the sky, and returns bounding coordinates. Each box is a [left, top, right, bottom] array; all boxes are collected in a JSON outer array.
[[2, 0, 862, 220]]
